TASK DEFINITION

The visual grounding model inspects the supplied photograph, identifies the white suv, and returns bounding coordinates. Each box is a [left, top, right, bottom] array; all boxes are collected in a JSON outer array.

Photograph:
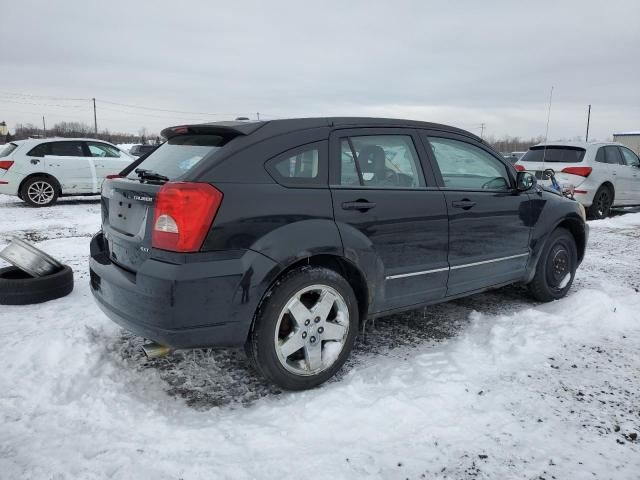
[[516, 142, 640, 219], [0, 138, 133, 207]]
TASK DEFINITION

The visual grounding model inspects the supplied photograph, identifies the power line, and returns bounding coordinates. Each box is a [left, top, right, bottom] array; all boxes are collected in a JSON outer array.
[[97, 99, 239, 117], [0, 91, 90, 101]]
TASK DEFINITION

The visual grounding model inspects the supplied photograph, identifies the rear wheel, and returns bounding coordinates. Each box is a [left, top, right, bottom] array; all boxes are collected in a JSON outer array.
[[588, 185, 613, 219], [246, 266, 358, 390], [21, 176, 59, 207], [527, 227, 577, 302]]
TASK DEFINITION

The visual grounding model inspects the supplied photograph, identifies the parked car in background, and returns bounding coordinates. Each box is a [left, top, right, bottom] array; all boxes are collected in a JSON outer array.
[[129, 144, 157, 157], [503, 151, 526, 163], [0, 138, 133, 207], [90, 117, 588, 390], [516, 142, 640, 219]]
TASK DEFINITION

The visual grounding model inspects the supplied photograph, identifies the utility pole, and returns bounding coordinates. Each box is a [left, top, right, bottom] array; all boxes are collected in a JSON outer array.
[[42, 116, 46, 137], [256, 112, 260, 120], [480, 123, 485, 139], [585, 104, 591, 142], [92, 98, 98, 135]]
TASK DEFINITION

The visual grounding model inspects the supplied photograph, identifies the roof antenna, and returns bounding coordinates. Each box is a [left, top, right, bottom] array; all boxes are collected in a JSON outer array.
[[541, 86, 554, 167]]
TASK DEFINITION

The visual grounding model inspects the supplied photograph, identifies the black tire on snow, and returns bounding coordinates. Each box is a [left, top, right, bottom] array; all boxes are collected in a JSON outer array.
[[527, 228, 577, 302], [0, 265, 74, 305], [246, 266, 359, 390], [20, 176, 60, 207], [587, 185, 613, 220]]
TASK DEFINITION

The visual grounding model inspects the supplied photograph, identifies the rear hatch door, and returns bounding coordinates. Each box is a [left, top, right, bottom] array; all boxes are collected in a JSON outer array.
[[517, 145, 590, 188], [101, 131, 234, 271]]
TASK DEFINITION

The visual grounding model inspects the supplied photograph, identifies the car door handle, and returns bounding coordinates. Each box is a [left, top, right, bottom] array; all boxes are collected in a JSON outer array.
[[30, 158, 40, 165], [342, 200, 376, 211], [451, 200, 476, 210]]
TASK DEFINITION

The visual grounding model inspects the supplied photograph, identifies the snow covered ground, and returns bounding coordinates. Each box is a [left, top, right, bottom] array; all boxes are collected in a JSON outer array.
[[1, 193, 639, 479]]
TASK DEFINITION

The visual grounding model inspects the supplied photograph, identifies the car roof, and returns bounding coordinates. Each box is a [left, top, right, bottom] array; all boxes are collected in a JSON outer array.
[[161, 117, 483, 142], [531, 141, 624, 149]]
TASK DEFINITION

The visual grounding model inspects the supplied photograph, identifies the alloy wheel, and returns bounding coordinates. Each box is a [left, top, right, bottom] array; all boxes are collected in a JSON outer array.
[[27, 181, 55, 205], [274, 284, 349, 376]]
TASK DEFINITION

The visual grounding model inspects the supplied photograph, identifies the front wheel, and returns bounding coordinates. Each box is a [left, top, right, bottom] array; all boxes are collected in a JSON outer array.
[[246, 266, 358, 390], [527, 227, 577, 302]]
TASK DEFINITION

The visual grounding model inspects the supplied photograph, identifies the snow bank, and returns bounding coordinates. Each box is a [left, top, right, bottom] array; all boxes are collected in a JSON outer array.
[[1, 195, 639, 479]]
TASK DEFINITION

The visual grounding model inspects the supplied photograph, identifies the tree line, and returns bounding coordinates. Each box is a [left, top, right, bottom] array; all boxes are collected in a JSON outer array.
[[3, 122, 160, 145]]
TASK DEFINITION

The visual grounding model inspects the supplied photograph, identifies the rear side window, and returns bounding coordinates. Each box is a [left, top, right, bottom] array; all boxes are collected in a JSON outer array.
[[338, 135, 425, 188], [27, 143, 50, 157], [49, 142, 86, 157], [604, 146, 624, 165], [266, 141, 327, 187], [0, 143, 18, 157], [128, 134, 226, 180], [520, 146, 586, 163]]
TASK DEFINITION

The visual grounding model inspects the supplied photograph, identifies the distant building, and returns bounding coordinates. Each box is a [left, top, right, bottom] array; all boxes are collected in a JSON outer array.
[[0, 121, 7, 136], [613, 131, 640, 155]]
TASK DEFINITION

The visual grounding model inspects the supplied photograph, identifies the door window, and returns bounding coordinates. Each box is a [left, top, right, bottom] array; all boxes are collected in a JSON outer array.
[[428, 137, 510, 191], [604, 146, 624, 165], [338, 135, 425, 188], [87, 142, 120, 158], [620, 147, 640, 167], [49, 142, 86, 157]]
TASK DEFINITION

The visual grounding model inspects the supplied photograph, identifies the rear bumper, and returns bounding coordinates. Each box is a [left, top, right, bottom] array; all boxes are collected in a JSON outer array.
[[0, 172, 19, 196], [89, 232, 279, 349]]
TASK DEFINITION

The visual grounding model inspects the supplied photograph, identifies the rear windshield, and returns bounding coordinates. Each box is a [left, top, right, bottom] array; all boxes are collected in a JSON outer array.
[[0, 143, 18, 157], [520, 146, 586, 163], [127, 134, 227, 180]]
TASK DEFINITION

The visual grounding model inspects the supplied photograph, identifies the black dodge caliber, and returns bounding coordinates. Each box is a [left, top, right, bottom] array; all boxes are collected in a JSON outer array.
[[90, 117, 588, 390]]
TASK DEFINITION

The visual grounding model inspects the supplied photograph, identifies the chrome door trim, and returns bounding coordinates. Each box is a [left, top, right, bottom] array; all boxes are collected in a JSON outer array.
[[385, 252, 529, 280]]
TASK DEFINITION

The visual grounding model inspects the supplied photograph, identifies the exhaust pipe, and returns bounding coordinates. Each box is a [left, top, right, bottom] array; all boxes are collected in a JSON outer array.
[[142, 342, 172, 359]]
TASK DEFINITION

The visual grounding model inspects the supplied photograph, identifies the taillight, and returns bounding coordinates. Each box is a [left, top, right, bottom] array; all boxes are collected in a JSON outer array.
[[561, 166, 592, 177], [152, 182, 223, 252], [0, 160, 14, 170], [514, 164, 525, 172]]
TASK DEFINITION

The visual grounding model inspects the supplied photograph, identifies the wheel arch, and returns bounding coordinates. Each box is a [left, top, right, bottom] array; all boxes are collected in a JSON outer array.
[[248, 253, 370, 344], [18, 172, 62, 196]]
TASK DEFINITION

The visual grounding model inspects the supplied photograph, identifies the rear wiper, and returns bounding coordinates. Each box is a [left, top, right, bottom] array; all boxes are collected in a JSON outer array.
[[135, 168, 169, 184]]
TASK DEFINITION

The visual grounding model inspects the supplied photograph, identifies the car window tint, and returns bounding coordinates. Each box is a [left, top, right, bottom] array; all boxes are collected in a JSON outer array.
[[273, 148, 319, 179], [604, 146, 624, 165], [27, 143, 50, 157], [620, 147, 640, 167], [595, 147, 606, 163], [520, 146, 586, 163], [0, 143, 18, 157], [87, 142, 120, 158], [341, 135, 425, 188], [49, 142, 86, 157], [428, 137, 510, 191]]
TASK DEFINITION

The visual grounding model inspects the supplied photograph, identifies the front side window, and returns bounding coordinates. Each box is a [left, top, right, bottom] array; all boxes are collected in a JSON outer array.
[[428, 137, 510, 191], [49, 142, 86, 157], [87, 142, 120, 158], [339, 135, 425, 188], [620, 147, 640, 167]]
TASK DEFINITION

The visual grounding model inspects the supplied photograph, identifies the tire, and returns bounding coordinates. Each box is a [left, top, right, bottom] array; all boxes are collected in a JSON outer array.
[[20, 176, 60, 207], [0, 265, 74, 305], [246, 266, 359, 390], [527, 228, 577, 302], [588, 185, 613, 219]]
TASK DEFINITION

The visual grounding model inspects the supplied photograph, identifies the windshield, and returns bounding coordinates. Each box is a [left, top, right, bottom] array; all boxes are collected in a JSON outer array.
[[126, 134, 227, 180], [0, 143, 18, 157], [520, 146, 586, 163]]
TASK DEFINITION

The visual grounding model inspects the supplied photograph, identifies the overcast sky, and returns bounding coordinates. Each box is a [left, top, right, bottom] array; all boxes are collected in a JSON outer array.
[[1, 0, 638, 140]]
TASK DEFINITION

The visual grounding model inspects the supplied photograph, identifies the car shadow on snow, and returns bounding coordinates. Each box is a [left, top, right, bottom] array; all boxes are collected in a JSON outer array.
[[113, 284, 533, 410]]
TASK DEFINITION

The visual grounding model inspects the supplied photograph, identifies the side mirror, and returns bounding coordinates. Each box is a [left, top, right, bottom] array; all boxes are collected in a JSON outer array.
[[516, 171, 536, 191]]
